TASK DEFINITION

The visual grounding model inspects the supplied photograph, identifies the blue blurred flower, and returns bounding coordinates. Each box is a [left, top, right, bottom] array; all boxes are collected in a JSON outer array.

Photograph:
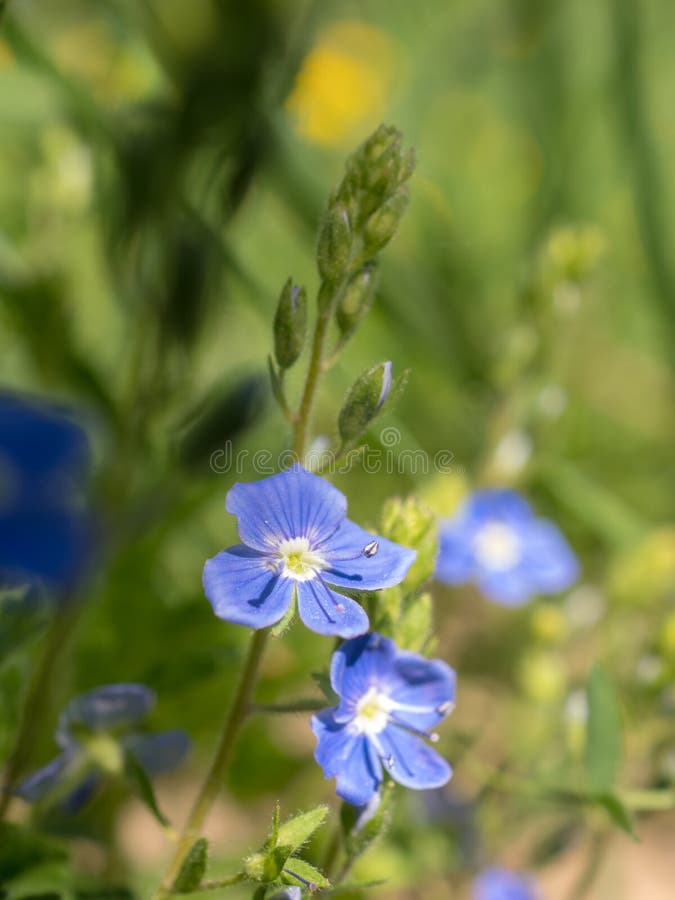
[[16, 683, 189, 813], [435, 489, 578, 606], [203, 465, 415, 638], [311, 633, 456, 805], [0, 392, 93, 593], [473, 867, 540, 900]]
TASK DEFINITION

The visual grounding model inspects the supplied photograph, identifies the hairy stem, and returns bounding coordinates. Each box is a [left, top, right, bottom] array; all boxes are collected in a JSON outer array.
[[153, 627, 270, 897], [292, 280, 339, 460]]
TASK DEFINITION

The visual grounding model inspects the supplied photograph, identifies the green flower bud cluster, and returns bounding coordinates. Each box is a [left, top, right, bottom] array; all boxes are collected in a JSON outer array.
[[370, 496, 439, 652], [268, 126, 414, 451], [317, 124, 414, 285]]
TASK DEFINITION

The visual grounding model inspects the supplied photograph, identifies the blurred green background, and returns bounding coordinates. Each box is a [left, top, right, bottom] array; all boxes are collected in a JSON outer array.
[[2, 0, 675, 897]]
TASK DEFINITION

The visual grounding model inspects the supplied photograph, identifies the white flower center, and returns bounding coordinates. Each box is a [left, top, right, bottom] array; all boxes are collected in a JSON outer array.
[[276, 537, 327, 582], [473, 521, 521, 571], [352, 686, 394, 736]]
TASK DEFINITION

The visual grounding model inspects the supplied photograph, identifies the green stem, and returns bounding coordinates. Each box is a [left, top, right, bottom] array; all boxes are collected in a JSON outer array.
[[251, 698, 326, 714], [153, 263, 338, 899], [0, 603, 80, 820], [152, 628, 269, 898], [321, 826, 342, 880], [292, 280, 339, 460], [197, 873, 246, 891], [564, 830, 608, 900]]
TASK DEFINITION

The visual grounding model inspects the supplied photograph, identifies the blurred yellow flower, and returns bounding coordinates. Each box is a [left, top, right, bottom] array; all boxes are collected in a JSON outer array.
[[286, 21, 397, 147], [519, 650, 566, 702], [531, 603, 569, 644]]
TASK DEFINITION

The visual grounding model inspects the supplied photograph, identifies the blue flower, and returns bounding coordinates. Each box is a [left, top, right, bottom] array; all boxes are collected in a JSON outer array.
[[0, 392, 93, 593], [203, 465, 416, 638], [16, 683, 189, 813], [311, 633, 456, 806], [435, 489, 578, 606], [473, 867, 540, 900]]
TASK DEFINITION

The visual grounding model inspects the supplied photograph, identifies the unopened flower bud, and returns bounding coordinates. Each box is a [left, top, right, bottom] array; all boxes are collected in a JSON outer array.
[[273, 278, 307, 369], [338, 361, 393, 444], [317, 206, 352, 282], [336, 264, 377, 338], [363, 188, 409, 255]]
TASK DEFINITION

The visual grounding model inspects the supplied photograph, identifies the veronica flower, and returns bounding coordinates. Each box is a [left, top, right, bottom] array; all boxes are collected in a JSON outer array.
[[473, 867, 541, 900], [311, 633, 456, 806], [16, 684, 189, 813], [435, 489, 578, 606], [0, 392, 93, 593], [203, 465, 416, 639]]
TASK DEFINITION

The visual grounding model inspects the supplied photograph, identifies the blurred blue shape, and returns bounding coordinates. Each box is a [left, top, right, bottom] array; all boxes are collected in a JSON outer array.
[[473, 866, 540, 900], [15, 683, 190, 813], [435, 488, 579, 606], [0, 392, 93, 594], [55, 683, 156, 742]]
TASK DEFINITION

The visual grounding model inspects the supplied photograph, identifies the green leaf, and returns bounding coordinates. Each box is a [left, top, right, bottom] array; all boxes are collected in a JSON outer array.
[[595, 793, 638, 840], [281, 858, 330, 890], [0, 822, 68, 882], [585, 665, 622, 792], [276, 805, 329, 853], [172, 838, 208, 893], [270, 802, 281, 846], [124, 751, 170, 829]]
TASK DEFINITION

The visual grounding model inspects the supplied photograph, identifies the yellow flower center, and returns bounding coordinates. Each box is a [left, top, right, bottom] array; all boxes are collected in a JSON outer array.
[[277, 537, 327, 582], [353, 686, 393, 735]]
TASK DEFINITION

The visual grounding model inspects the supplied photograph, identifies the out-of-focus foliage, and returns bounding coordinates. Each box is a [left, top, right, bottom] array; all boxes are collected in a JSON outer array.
[[2, 0, 675, 897]]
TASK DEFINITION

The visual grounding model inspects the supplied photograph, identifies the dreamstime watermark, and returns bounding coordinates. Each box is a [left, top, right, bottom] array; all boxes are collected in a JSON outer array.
[[209, 427, 462, 476]]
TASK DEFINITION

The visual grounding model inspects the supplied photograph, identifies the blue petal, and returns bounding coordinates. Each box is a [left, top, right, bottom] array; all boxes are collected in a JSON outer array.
[[14, 751, 74, 802], [311, 709, 381, 806], [225, 465, 347, 551], [329, 633, 397, 703], [322, 520, 416, 590], [0, 508, 92, 592], [462, 489, 533, 528], [435, 521, 476, 584], [124, 729, 191, 776], [203, 545, 293, 628], [376, 726, 451, 791], [521, 521, 579, 594], [387, 653, 457, 732], [475, 567, 535, 607], [296, 579, 369, 638], [0, 392, 90, 488], [473, 867, 540, 900], [57, 684, 155, 739], [311, 708, 358, 778]]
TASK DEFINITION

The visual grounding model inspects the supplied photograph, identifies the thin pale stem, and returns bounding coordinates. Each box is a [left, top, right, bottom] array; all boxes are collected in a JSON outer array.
[[152, 628, 270, 898]]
